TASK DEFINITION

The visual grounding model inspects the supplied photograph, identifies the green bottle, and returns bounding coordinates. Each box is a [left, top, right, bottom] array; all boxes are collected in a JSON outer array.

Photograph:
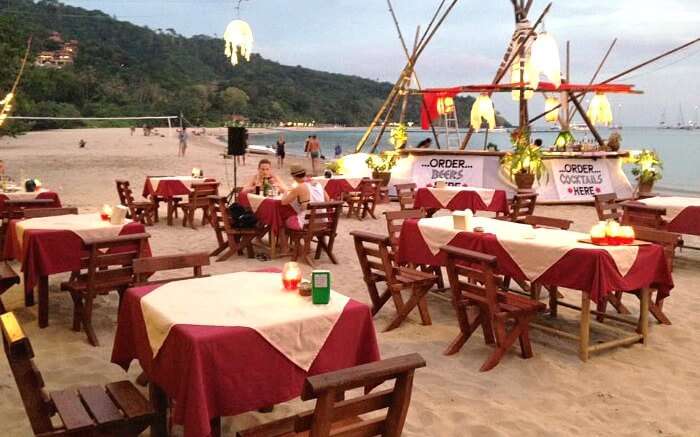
[[262, 177, 272, 197]]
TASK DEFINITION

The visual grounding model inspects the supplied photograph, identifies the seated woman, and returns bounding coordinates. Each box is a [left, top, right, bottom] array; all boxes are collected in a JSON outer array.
[[281, 165, 329, 230], [242, 159, 288, 194]]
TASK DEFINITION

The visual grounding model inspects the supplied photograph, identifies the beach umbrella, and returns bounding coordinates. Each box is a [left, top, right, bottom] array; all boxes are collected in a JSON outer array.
[[224, 19, 253, 66], [587, 93, 613, 126], [544, 96, 560, 123], [531, 32, 561, 88], [470, 94, 496, 132]]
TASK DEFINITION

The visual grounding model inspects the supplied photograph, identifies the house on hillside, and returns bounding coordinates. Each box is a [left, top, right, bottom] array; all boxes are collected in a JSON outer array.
[[35, 33, 79, 69]]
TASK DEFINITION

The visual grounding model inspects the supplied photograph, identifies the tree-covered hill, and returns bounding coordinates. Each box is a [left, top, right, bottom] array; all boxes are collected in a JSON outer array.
[[0, 0, 508, 134]]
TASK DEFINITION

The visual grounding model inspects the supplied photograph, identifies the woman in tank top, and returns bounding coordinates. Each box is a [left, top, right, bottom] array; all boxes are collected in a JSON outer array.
[[281, 165, 329, 230]]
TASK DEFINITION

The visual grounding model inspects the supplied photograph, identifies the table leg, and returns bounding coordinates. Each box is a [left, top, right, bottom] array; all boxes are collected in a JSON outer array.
[[637, 287, 650, 345], [166, 200, 175, 226], [278, 227, 289, 254], [38, 275, 49, 328], [579, 291, 591, 362], [149, 383, 168, 437], [270, 231, 278, 259], [24, 270, 34, 306]]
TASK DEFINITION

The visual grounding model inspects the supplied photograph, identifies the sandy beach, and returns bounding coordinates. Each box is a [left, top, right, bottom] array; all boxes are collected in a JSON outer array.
[[1, 128, 699, 436]]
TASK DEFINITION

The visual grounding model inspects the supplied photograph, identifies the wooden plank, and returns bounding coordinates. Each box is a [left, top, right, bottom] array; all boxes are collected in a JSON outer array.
[[77, 386, 124, 426], [50, 389, 94, 431], [295, 390, 393, 430], [332, 417, 385, 437], [105, 381, 153, 419]]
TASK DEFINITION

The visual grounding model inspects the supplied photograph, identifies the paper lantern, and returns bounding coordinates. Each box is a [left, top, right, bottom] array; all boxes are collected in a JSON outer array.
[[436, 96, 455, 115], [224, 19, 253, 66], [531, 32, 561, 88], [510, 56, 538, 101], [470, 94, 496, 132], [587, 93, 613, 126], [544, 97, 560, 123]]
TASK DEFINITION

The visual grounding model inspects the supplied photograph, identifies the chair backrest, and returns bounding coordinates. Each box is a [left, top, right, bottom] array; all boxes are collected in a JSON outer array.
[[632, 226, 682, 272], [115, 180, 135, 206], [77, 233, 151, 294], [293, 353, 426, 437], [442, 245, 501, 315], [522, 215, 572, 230], [133, 252, 210, 285], [1, 312, 54, 435], [509, 193, 538, 222], [594, 193, 622, 222], [302, 201, 343, 236], [208, 195, 233, 246], [394, 183, 417, 210], [358, 179, 381, 201], [23, 207, 79, 219], [384, 209, 426, 251], [189, 182, 220, 207], [3, 199, 57, 220], [351, 231, 394, 284], [621, 202, 667, 230]]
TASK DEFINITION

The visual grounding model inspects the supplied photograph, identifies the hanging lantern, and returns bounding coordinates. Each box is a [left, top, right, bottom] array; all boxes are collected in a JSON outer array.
[[510, 56, 538, 101], [587, 93, 613, 126], [470, 94, 496, 132], [531, 32, 561, 88], [544, 97, 560, 123], [224, 19, 254, 66], [0, 92, 14, 128], [436, 96, 455, 115]]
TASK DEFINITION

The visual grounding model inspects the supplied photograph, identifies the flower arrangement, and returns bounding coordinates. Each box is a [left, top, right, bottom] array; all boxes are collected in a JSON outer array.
[[631, 149, 663, 191], [389, 123, 408, 149], [501, 128, 547, 188], [366, 151, 400, 173]]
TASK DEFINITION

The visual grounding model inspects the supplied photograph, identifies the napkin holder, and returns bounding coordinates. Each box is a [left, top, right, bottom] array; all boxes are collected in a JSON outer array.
[[452, 210, 473, 231], [434, 179, 447, 189], [110, 205, 128, 225], [311, 270, 331, 304]]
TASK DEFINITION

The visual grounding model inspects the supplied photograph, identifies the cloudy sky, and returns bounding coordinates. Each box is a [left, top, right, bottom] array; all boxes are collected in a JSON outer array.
[[62, 0, 700, 125]]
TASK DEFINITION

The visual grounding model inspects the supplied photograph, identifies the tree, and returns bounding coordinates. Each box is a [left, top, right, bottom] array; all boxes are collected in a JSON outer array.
[[218, 86, 249, 115]]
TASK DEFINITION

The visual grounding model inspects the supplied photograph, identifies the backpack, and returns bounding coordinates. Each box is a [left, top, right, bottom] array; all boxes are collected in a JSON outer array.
[[228, 202, 258, 228], [24, 179, 36, 193]]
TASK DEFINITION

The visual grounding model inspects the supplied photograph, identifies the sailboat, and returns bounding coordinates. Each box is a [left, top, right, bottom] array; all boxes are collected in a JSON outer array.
[[676, 104, 692, 130], [658, 108, 670, 129]]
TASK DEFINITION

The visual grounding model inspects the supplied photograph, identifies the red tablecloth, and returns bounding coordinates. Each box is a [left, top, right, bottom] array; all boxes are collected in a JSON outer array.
[[0, 191, 61, 210], [111, 276, 380, 437], [143, 177, 194, 199], [238, 192, 296, 233], [397, 219, 673, 303], [667, 206, 700, 236], [414, 188, 509, 214], [3, 220, 147, 291], [322, 179, 358, 200]]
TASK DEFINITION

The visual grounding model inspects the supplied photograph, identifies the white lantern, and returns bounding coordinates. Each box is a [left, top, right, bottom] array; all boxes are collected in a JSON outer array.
[[587, 93, 613, 126], [224, 19, 254, 66], [510, 56, 538, 101], [436, 96, 455, 115], [544, 97, 560, 123], [470, 94, 496, 132], [531, 32, 561, 88]]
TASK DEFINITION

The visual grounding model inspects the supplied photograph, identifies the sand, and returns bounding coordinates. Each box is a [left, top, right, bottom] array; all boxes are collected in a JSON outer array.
[[1, 128, 699, 436]]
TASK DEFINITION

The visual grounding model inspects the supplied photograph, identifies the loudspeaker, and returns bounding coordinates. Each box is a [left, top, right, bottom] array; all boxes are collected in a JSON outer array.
[[227, 126, 248, 156]]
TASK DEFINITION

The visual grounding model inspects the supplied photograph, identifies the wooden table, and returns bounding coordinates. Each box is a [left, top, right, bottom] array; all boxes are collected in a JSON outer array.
[[237, 192, 296, 259], [397, 216, 673, 361], [142, 176, 210, 225], [637, 196, 700, 237], [414, 186, 509, 217], [2, 213, 147, 327], [311, 176, 364, 200]]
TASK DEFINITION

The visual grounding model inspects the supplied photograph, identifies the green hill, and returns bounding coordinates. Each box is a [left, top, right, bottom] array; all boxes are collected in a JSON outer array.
[[0, 0, 509, 134]]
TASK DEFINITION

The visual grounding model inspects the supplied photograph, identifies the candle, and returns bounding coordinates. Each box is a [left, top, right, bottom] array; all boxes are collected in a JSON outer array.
[[100, 204, 113, 221], [619, 226, 635, 244], [605, 220, 622, 245], [282, 262, 302, 291], [590, 222, 608, 245]]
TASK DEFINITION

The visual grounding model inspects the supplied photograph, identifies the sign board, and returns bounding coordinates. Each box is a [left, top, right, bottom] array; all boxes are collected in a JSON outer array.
[[549, 160, 614, 201], [411, 155, 485, 187]]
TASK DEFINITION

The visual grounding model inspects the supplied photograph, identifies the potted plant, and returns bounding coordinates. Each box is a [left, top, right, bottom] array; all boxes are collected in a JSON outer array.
[[502, 128, 547, 190], [631, 149, 662, 194], [366, 152, 399, 186]]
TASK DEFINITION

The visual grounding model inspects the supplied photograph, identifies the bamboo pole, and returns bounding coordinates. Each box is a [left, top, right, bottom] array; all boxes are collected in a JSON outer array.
[[568, 91, 604, 147], [567, 38, 617, 125]]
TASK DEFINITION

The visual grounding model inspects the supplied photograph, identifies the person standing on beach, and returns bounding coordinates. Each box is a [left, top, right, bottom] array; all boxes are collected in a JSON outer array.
[[304, 135, 311, 156], [308, 135, 321, 175], [177, 127, 189, 157], [334, 144, 342, 159], [275, 135, 286, 168], [130, 126, 135, 136]]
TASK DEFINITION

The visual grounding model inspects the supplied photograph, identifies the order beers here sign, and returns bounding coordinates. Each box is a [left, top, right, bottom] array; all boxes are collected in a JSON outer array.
[[412, 155, 485, 187], [550, 160, 614, 201]]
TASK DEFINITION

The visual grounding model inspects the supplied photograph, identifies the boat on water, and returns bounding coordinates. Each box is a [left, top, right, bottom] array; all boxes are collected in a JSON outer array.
[[247, 144, 277, 155]]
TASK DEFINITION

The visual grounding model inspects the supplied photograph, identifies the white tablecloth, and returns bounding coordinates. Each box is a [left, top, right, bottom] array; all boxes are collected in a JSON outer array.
[[638, 196, 700, 222]]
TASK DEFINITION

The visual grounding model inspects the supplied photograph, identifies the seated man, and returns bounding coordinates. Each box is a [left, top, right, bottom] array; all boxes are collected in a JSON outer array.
[[242, 158, 288, 194], [281, 165, 329, 230]]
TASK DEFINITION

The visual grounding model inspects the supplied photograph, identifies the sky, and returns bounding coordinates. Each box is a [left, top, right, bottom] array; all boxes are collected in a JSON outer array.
[[59, 0, 700, 126]]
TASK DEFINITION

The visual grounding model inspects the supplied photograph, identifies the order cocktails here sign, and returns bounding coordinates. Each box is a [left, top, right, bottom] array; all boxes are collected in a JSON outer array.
[[550, 160, 614, 201], [411, 155, 485, 187]]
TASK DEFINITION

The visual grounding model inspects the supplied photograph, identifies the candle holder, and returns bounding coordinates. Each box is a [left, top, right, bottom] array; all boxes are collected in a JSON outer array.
[[619, 226, 635, 245], [282, 262, 302, 291], [605, 221, 622, 245], [590, 222, 608, 245], [100, 204, 113, 221]]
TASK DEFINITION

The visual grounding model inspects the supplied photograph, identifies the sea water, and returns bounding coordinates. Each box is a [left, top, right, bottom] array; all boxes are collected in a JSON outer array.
[[249, 127, 700, 196]]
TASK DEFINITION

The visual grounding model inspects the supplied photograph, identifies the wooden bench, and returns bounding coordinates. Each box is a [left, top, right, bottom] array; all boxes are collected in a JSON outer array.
[[621, 201, 667, 230], [1, 311, 158, 436], [0, 262, 20, 314], [133, 252, 210, 286], [23, 207, 79, 219], [236, 353, 426, 437]]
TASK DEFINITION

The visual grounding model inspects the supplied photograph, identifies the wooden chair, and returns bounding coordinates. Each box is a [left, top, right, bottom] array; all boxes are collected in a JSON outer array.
[[209, 195, 266, 261], [621, 201, 667, 230], [442, 245, 545, 371], [522, 215, 573, 230], [351, 231, 438, 331], [605, 227, 682, 325], [60, 233, 150, 346], [236, 353, 426, 437], [179, 182, 220, 229], [0, 262, 20, 314], [4, 198, 55, 220], [23, 207, 79, 219], [133, 252, 210, 286], [594, 193, 622, 222], [145, 175, 181, 223], [289, 201, 343, 267], [1, 311, 157, 436], [115, 180, 156, 226], [344, 179, 380, 220], [500, 192, 538, 223], [394, 183, 418, 210]]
